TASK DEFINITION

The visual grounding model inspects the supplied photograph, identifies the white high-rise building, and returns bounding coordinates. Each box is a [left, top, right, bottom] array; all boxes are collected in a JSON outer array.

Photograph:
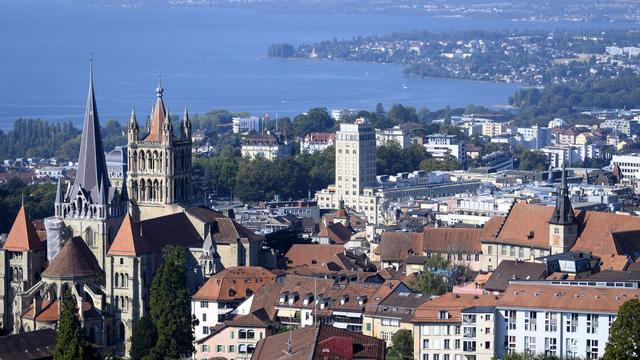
[[315, 119, 380, 224], [335, 119, 376, 205]]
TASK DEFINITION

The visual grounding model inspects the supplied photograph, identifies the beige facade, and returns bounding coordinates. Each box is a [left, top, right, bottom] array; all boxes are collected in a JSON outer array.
[[362, 314, 412, 346], [480, 242, 548, 273], [482, 122, 506, 137]]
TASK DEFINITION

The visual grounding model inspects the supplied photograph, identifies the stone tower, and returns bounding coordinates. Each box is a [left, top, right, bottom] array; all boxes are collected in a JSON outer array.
[[548, 164, 578, 254], [54, 61, 127, 269], [126, 79, 193, 221]]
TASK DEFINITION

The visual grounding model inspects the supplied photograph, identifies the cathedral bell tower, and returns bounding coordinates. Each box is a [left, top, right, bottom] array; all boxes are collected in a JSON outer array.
[[126, 77, 193, 221], [548, 164, 578, 254]]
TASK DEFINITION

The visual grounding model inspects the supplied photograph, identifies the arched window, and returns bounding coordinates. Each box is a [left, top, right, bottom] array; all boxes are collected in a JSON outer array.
[[114, 273, 119, 287], [125, 274, 129, 288], [239, 329, 246, 339], [117, 321, 125, 342], [114, 296, 119, 309], [247, 330, 255, 339], [248, 344, 256, 353], [120, 273, 125, 288], [85, 227, 94, 248], [239, 344, 247, 353]]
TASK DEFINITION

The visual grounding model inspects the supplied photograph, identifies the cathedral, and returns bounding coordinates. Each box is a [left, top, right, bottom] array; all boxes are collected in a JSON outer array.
[[0, 62, 269, 357]]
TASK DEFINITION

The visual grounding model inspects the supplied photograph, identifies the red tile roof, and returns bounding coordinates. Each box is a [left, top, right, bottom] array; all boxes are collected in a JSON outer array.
[[413, 293, 499, 323], [284, 244, 346, 268], [192, 266, 276, 302], [107, 214, 154, 256], [422, 228, 483, 253], [498, 283, 640, 313], [3, 206, 44, 251]]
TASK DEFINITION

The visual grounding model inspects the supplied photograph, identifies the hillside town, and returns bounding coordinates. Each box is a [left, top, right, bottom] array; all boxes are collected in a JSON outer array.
[[0, 65, 639, 360]]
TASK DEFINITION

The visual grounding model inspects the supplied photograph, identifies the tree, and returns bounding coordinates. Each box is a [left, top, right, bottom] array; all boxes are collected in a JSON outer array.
[[604, 298, 640, 359], [410, 255, 475, 295], [292, 108, 335, 137], [54, 290, 89, 360], [377, 142, 428, 175], [419, 155, 460, 171], [387, 329, 413, 360], [148, 246, 196, 359], [130, 315, 157, 360]]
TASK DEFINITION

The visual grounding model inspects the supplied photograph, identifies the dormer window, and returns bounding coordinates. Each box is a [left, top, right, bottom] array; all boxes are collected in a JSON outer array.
[[439, 311, 449, 320], [340, 295, 349, 305], [357, 296, 367, 306], [279, 292, 289, 304], [288, 292, 299, 305]]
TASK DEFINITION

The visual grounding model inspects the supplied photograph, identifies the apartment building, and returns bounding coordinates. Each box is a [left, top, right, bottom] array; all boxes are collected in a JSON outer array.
[[376, 126, 411, 148], [423, 134, 466, 162], [191, 266, 276, 340], [412, 293, 500, 360], [496, 281, 638, 359], [300, 132, 336, 154], [241, 132, 291, 160], [611, 153, 640, 179], [482, 122, 507, 137]]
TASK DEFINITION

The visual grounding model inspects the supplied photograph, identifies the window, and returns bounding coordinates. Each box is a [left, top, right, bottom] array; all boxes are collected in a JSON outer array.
[[510, 246, 516, 257], [487, 246, 493, 255], [565, 339, 578, 358], [566, 313, 578, 333], [201, 344, 209, 352], [519, 247, 525, 258], [587, 314, 598, 334], [229, 331, 234, 339], [202, 326, 209, 335], [545, 312, 558, 332], [439, 311, 449, 320], [444, 339, 450, 349], [485, 341, 491, 349], [455, 339, 460, 349], [422, 339, 430, 349], [228, 345, 235, 353], [501, 245, 507, 256], [524, 336, 536, 354], [508, 336, 516, 354], [544, 338, 557, 357], [202, 313, 207, 322], [524, 311, 537, 331], [586, 339, 598, 359], [216, 345, 223, 352], [366, 323, 371, 331], [506, 310, 516, 330], [200, 301, 209, 308]]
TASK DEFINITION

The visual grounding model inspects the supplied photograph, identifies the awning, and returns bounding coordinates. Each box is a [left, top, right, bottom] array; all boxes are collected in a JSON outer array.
[[277, 309, 299, 318]]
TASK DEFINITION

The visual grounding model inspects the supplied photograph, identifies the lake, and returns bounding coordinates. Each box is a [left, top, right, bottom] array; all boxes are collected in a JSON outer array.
[[0, 0, 631, 129]]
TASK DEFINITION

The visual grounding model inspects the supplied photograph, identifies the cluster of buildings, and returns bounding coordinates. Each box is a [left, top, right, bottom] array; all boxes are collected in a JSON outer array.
[[3, 67, 640, 360]]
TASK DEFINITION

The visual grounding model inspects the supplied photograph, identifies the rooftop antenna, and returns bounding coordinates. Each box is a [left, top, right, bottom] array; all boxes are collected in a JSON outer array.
[[21, 193, 24, 206]]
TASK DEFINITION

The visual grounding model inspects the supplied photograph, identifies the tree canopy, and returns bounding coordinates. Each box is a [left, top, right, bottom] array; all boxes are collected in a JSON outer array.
[[54, 290, 90, 360], [377, 142, 429, 175], [604, 298, 640, 359], [148, 246, 196, 359], [387, 329, 413, 360]]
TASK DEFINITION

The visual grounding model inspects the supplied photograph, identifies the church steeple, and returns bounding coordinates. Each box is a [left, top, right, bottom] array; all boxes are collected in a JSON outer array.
[[549, 163, 575, 225], [128, 108, 139, 143], [68, 60, 110, 204], [145, 75, 167, 142]]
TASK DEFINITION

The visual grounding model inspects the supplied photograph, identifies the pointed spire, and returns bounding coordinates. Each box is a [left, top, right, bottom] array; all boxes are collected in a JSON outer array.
[[3, 205, 44, 251], [550, 162, 575, 225], [145, 76, 167, 142], [129, 108, 138, 129], [182, 104, 191, 140], [69, 60, 110, 204]]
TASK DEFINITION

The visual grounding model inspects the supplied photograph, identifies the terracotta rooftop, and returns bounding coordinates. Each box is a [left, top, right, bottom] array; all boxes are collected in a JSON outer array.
[[413, 293, 500, 323], [317, 222, 354, 244], [192, 266, 276, 302], [3, 206, 44, 252], [107, 214, 154, 257], [378, 231, 422, 262], [251, 323, 385, 360], [422, 227, 483, 253], [284, 244, 346, 269], [488, 201, 640, 270], [498, 282, 640, 313], [42, 237, 102, 279]]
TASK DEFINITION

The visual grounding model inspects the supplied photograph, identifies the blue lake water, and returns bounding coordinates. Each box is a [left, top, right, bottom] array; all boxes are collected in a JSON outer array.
[[0, 0, 632, 129]]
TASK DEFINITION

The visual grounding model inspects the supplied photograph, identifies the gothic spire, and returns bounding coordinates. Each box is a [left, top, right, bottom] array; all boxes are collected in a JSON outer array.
[[145, 75, 167, 142], [549, 163, 575, 225], [69, 60, 110, 204], [129, 108, 138, 130], [182, 104, 191, 140]]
